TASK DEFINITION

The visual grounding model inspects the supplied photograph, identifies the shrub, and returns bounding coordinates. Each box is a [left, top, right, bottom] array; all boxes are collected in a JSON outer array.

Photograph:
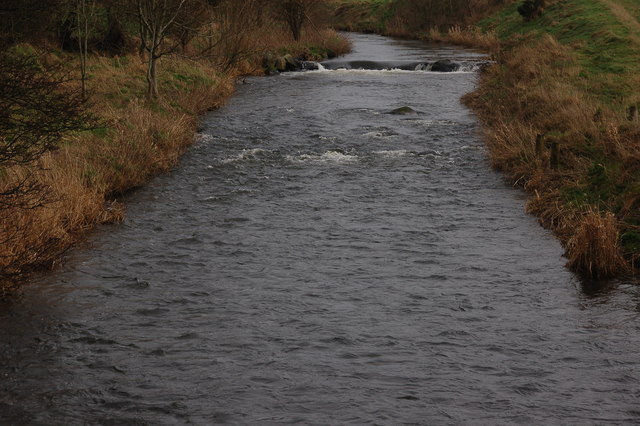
[[518, 0, 546, 21]]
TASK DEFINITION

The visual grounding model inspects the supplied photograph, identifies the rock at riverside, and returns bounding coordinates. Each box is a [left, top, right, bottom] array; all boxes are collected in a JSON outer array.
[[300, 61, 320, 71], [275, 57, 287, 72], [431, 59, 459, 72], [283, 54, 302, 71], [389, 106, 417, 115]]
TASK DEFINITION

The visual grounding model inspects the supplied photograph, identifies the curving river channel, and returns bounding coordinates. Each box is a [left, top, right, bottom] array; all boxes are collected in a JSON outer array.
[[2, 33, 640, 425]]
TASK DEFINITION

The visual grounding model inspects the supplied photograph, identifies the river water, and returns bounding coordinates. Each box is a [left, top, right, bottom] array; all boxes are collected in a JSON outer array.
[[2, 33, 640, 425]]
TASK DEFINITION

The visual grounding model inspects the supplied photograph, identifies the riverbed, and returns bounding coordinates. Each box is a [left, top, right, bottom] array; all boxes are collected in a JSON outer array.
[[1, 33, 639, 425]]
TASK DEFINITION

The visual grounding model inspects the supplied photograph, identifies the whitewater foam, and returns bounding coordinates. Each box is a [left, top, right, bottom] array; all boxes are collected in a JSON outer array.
[[287, 150, 358, 164], [220, 148, 269, 165], [373, 150, 411, 158]]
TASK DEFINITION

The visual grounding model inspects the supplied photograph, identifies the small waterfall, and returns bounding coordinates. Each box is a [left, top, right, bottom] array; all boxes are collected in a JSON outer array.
[[296, 59, 493, 73]]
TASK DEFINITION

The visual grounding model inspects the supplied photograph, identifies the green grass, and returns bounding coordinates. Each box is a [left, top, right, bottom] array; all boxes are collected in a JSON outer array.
[[480, 0, 640, 108]]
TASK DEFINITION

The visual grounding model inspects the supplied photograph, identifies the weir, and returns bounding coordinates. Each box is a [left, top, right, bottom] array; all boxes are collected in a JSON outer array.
[[317, 58, 490, 72], [1, 33, 639, 425]]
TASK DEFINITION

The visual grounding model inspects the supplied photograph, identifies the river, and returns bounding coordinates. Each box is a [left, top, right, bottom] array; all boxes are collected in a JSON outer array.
[[1, 33, 640, 425]]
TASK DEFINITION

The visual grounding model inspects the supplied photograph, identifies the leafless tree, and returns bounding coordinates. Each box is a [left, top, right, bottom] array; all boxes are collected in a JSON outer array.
[[76, 0, 97, 99], [136, 0, 201, 98], [195, 0, 264, 73], [271, 0, 325, 41]]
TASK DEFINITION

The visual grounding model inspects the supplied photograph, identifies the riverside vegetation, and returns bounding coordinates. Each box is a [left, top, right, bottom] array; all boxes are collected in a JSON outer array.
[[332, 0, 640, 279], [0, 0, 350, 293]]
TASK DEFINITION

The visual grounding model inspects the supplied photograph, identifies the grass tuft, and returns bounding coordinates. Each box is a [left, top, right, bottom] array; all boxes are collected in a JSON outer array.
[[566, 210, 628, 278]]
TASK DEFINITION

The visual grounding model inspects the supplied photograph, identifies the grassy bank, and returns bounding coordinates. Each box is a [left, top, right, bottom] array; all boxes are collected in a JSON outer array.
[[0, 26, 350, 294], [333, 0, 639, 278], [468, 0, 640, 278]]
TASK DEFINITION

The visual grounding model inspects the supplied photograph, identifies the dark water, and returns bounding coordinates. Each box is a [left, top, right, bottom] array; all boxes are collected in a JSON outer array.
[[2, 33, 640, 425]]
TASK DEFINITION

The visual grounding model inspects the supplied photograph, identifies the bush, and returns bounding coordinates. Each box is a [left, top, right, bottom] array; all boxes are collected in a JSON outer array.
[[518, 0, 546, 21], [0, 49, 91, 210]]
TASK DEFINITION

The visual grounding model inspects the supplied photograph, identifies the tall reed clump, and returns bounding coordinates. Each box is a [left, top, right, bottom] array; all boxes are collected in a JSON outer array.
[[566, 210, 628, 279]]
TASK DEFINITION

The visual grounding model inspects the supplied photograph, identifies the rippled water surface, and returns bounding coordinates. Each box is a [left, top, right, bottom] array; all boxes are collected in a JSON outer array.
[[2, 34, 640, 425]]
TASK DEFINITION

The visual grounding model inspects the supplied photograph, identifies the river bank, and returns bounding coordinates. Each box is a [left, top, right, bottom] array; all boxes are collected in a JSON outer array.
[[332, 0, 640, 278], [10, 33, 638, 425], [0, 28, 350, 294], [3, 24, 640, 423]]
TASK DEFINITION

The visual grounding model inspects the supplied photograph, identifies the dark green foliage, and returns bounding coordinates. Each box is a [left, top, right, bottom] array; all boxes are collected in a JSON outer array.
[[517, 0, 546, 21], [58, 1, 132, 55], [621, 231, 640, 254], [97, 5, 130, 54], [0, 51, 90, 167], [0, 0, 65, 48], [0, 50, 92, 209]]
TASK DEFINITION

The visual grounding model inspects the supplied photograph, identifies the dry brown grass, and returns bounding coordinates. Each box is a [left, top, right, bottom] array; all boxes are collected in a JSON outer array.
[[566, 210, 628, 278], [425, 26, 500, 51], [254, 26, 351, 60]]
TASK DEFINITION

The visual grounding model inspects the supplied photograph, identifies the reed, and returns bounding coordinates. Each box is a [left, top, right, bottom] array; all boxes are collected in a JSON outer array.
[[566, 210, 628, 278]]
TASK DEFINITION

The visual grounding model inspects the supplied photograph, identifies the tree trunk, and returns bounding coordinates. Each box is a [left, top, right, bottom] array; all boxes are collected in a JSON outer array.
[[147, 54, 158, 99], [292, 24, 301, 41], [76, 0, 92, 101]]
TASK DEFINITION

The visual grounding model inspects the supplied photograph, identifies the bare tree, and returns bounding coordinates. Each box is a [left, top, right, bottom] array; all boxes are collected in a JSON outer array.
[[195, 0, 264, 72], [282, 0, 306, 41], [76, 0, 96, 99], [136, 0, 193, 98], [271, 0, 325, 41]]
